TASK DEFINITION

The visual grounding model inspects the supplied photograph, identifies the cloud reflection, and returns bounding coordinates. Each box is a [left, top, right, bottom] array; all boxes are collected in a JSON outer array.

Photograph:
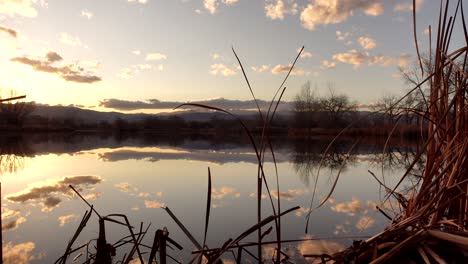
[[298, 235, 345, 257], [3, 242, 38, 264], [330, 197, 376, 216], [98, 148, 288, 165], [2, 216, 26, 231], [58, 214, 80, 227], [6, 175, 102, 211], [212, 187, 240, 200]]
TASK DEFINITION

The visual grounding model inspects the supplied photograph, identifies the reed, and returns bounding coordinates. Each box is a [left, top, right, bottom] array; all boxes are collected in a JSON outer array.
[[330, 0, 468, 263]]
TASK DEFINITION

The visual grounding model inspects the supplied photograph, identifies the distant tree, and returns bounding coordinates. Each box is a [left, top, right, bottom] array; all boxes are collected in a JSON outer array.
[[293, 81, 321, 128], [374, 94, 400, 125], [319, 84, 357, 127], [0, 90, 35, 129]]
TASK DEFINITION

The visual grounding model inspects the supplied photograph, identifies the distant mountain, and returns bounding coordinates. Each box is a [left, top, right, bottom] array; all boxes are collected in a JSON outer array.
[[30, 104, 290, 123]]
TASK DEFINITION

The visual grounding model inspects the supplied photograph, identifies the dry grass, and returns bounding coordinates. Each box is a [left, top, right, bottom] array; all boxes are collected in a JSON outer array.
[[330, 0, 468, 263]]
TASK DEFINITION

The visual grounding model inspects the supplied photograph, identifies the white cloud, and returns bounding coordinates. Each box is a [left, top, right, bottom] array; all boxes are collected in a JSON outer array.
[[362, 2, 384, 16], [332, 49, 367, 68], [58, 214, 79, 227], [394, 0, 424, 12], [356, 215, 375, 230], [368, 52, 411, 67], [204, 0, 217, 14], [336, 30, 352, 41], [145, 200, 165, 208], [321, 60, 336, 69], [211, 186, 240, 200], [128, 0, 148, 4], [265, 0, 298, 20], [80, 9, 93, 19], [298, 47, 313, 58], [59, 32, 82, 47], [145, 53, 167, 61], [251, 64, 270, 72], [0, 0, 38, 17], [117, 64, 156, 79], [204, 0, 238, 14], [358, 36, 376, 50], [3, 242, 37, 264], [300, 0, 384, 31], [271, 64, 305, 75], [210, 63, 237, 76]]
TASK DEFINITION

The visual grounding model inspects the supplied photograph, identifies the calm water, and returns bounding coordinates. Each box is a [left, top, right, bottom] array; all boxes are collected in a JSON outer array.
[[0, 133, 421, 263]]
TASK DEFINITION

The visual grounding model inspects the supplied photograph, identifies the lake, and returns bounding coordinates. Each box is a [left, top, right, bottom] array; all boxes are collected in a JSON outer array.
[[0, 133, 421, 263]]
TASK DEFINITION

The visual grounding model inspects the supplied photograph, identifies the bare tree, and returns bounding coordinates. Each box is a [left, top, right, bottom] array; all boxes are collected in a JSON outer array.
[[319, 84, 356, 126], [293, 81, 321, 129], [0, 89, 35, 129]]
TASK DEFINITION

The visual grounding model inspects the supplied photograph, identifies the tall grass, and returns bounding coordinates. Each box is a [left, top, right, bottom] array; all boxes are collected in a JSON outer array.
[[332, 0, 468, 263]]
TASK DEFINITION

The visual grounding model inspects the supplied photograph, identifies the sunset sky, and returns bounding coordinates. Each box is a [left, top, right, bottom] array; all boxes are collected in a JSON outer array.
[[0, 0, 462, 112]]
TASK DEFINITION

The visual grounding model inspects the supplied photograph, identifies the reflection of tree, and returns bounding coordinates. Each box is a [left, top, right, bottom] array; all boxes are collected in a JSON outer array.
[[0, 134, 33, 175], [292, 138, 423, 187], [292, 139, 357, 186]]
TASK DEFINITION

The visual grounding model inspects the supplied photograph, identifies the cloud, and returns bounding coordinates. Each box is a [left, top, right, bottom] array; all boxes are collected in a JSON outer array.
[[295, 207, 311, 217], [2, 216, 26, 231], [3, 242, 37, 264], [356, 215, 375, 230], [394, 0, 424, 12], [59, 32, 82, 47], [330, 197, 376, 216], [336, 30, 351, 41], [98, 147, 289, 165], [321, 60, 336, 69], [117, 64, 157, 79], [1, 208, 20, 219], [45, 51, 63, 62], [358, 36, 376, 50], [138, 192, 151, 198], [145, 53, 167, 61], [301, 0, 384, 31], [212, 186, 240, 200], [0, 25, 17, 38], [368, 52, 411, 67], [144, 200, 164, 208], [251, 64, 270, 73], [128, 0, 148, 4], [211, 53, 221, 60], [115, 182, 133, 193], [11, 52, 102, 83], [271, 188, 308, 201], [332, 49, 367, 68], [99, 97, 294, 111], [362, 2, 384, 16], [265, 0, 298, 20], [6, 175, 102, 211], [0, 0, 38, 17], [298, 235, 345, 256], [271, 64, 305, 75], [210, 63, 237, 76], [204, 0, 238, 14], [58, 214, 79, 227], [80, 9, 93, 19], [298, 47, 313, 58], [204, 0, 217, 14]]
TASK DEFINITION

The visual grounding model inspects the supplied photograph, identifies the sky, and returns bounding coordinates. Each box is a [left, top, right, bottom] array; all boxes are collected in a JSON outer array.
[[0, 0, 463, 113]]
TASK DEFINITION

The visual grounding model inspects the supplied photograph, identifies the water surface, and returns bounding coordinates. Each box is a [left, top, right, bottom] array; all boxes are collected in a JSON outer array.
[[0, 133, 420, 263]]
